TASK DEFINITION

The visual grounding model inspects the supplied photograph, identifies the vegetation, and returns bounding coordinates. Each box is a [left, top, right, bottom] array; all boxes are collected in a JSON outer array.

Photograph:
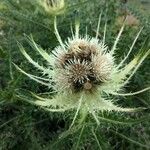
[[0, 0, 150, 149]]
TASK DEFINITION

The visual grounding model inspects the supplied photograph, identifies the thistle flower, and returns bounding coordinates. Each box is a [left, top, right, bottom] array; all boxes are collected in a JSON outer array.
[[37, 0, 65, 15], [15, 16, 150, 126]]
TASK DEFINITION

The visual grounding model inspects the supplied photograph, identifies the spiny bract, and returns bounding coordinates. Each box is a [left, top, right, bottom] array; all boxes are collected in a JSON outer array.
[[15, 16, 150, 125]]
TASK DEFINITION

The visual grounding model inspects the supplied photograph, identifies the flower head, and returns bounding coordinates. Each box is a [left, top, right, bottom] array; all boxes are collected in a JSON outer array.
[[37, 0, 65, 15], [15, 16, 150, 125], [52, 37, 113, 93]]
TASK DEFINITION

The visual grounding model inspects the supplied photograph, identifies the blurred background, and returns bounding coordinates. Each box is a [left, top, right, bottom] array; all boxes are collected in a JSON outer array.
[[0, 0, 150, 149]]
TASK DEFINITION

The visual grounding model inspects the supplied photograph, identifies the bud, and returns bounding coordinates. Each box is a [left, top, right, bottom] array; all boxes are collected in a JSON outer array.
[[38, 0, 65, 15]]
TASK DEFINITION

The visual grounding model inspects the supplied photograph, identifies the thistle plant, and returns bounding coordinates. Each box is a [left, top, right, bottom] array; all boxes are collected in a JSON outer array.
[[14, 15, 150, 127]]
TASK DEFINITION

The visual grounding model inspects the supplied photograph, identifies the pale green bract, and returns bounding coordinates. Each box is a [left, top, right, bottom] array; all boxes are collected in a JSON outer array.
[[14, 16, 150, 126]]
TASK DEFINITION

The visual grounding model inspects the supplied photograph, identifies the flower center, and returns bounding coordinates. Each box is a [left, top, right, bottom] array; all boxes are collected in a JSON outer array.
[[54, 39, 112, 92]]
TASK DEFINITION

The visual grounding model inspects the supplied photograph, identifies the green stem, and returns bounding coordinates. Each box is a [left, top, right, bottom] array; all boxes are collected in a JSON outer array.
[[74, 124, 85, 150], [91, 128, 102, 150]]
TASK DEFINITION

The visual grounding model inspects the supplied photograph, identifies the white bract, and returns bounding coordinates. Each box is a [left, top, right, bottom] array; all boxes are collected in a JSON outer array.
[[15, 16, 150, 125]]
